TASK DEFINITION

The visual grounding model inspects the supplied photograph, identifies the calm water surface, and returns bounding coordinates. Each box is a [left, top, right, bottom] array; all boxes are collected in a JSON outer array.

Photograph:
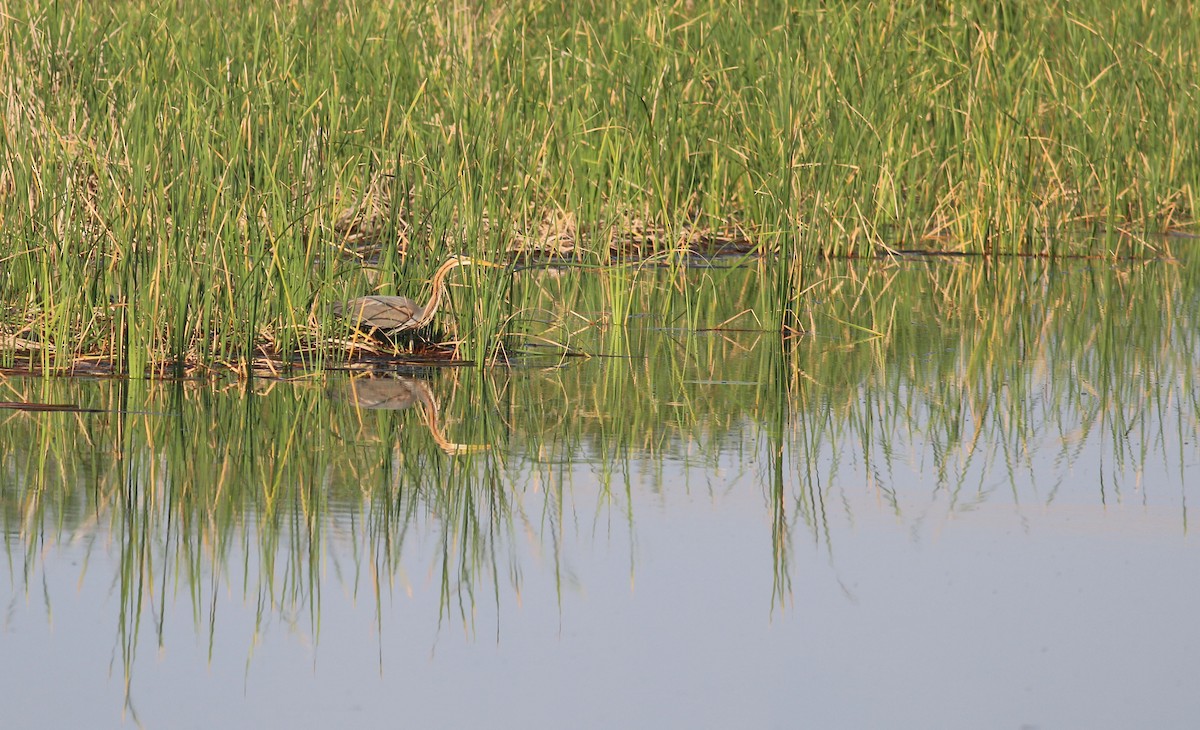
[[2, 260, 1198, 729]]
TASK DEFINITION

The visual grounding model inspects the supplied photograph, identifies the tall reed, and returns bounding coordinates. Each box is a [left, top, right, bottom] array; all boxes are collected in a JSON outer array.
[[2, 1, 1196, 371]]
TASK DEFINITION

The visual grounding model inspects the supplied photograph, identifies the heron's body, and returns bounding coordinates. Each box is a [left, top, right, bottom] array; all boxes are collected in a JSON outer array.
[[333, 256, 496, 335], [332, 294, 425, 333]]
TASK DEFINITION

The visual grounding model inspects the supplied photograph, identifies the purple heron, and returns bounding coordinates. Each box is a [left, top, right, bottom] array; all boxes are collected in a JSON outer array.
[[332, 255, 501, 335]]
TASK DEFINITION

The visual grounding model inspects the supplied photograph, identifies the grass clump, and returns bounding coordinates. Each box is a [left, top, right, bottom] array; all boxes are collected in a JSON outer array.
[[1, 0, 1197, 373]]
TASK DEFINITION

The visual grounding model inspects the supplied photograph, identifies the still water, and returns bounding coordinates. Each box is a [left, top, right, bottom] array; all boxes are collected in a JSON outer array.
[[2, 259, 1199, 729]]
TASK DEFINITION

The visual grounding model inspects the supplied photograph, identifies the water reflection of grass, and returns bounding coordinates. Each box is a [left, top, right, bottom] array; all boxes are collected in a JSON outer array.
[[3, 1, 1197, 370], [2, 258, 1198, 701], [3, 258, 1196, 523]]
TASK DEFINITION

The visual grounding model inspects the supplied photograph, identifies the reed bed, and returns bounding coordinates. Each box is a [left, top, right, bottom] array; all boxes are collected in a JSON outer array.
[[2, 0, 1198, 372]]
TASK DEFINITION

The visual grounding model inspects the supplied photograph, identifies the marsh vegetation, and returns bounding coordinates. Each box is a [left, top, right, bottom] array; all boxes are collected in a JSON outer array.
[[2, 0, 1197, 372], [3, 2, 1200, 727]]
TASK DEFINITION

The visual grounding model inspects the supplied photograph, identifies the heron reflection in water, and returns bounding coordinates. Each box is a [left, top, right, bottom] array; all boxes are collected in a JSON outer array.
[[332, 255, 502, 337], [337, 375, 490, 455]]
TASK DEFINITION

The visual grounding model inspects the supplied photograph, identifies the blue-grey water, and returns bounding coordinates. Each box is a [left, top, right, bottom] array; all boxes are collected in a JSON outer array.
[[2, 260, 1199, 729]]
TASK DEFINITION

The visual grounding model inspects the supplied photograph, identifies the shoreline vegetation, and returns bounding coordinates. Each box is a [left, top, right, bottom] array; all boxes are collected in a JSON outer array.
[[2, 1, 1197, 375]]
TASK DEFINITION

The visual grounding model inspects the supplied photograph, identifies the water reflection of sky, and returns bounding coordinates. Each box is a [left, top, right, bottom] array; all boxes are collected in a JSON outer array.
[[3, 402, 1198, 730]]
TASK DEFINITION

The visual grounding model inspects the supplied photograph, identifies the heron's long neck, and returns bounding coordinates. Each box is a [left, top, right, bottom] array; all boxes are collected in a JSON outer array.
[[415, 258, 469, 327]]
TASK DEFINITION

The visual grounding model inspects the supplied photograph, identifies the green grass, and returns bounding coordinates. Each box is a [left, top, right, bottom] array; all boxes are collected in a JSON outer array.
[[2, 0, 1198, 372]]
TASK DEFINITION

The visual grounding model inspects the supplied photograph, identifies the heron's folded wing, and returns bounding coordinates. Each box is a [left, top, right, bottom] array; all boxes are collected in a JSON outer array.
[[341, 295, 422, 331]]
